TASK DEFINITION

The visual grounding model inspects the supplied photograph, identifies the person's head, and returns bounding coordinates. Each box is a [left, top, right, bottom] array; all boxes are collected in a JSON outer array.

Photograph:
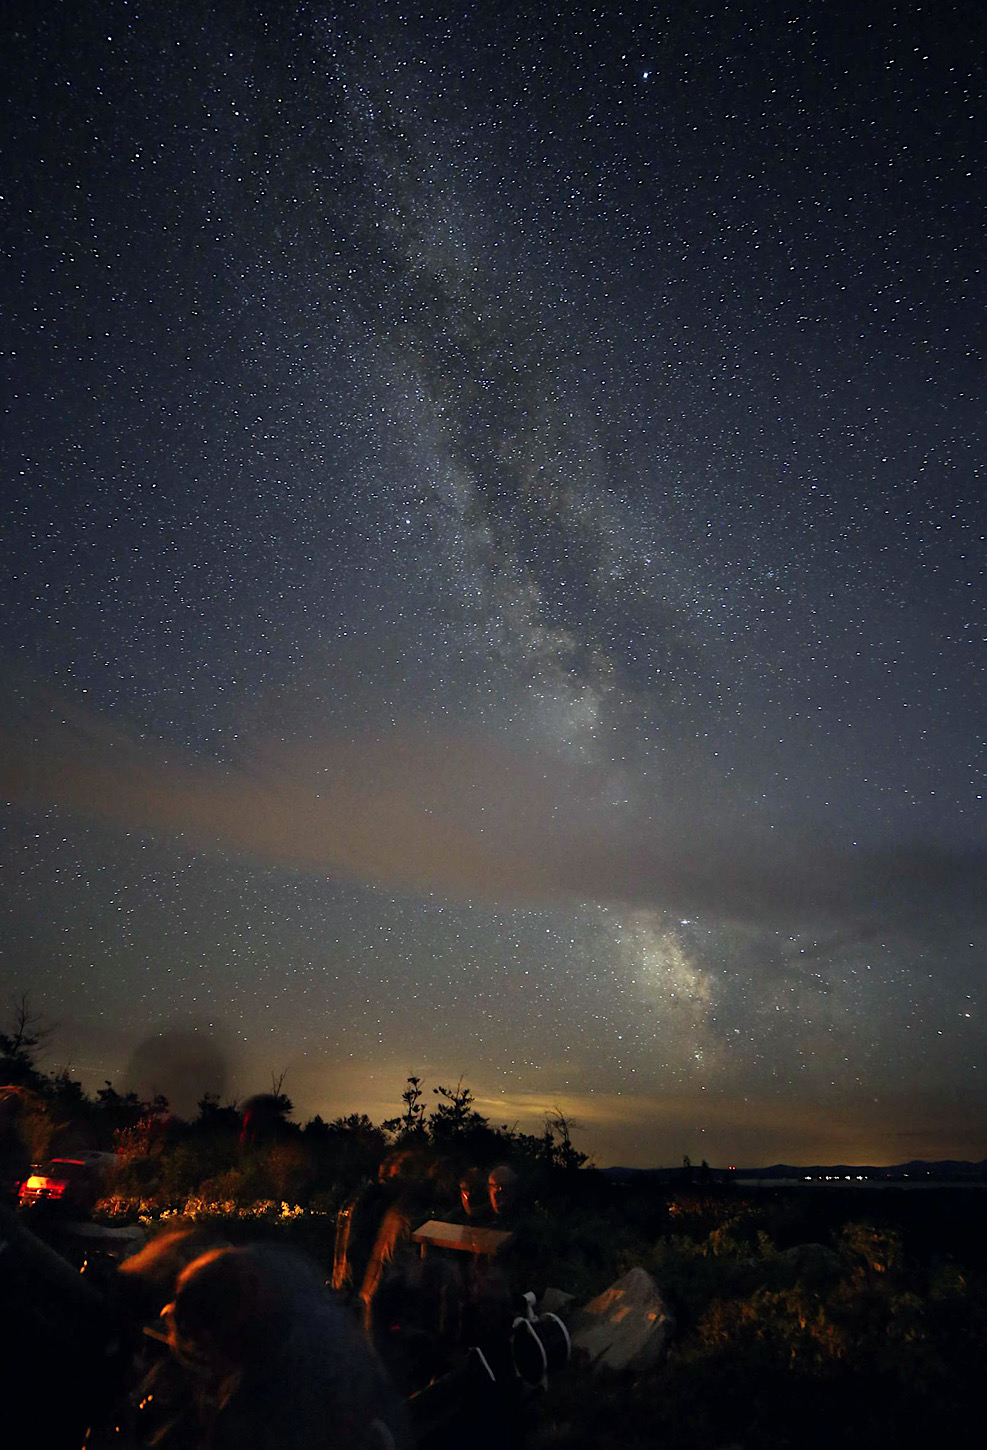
[[378, 1148, 412, 1183], [118, 1225, 223, 1319], [163, 1244, 304, 1377], [487, 1164, 518, 1216], [459, 1167, 485, 1218]]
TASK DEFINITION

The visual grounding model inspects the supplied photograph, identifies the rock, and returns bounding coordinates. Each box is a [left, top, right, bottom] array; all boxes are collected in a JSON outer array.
[[569, 1266, 674, 1373]]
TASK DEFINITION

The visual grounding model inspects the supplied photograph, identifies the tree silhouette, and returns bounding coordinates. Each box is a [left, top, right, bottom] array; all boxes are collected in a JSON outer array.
[[383, 1074, 427, 1140], [0, 992, 52, 1087], [545, 1107, 589, 1171], [429, 1078, 477, 1139]]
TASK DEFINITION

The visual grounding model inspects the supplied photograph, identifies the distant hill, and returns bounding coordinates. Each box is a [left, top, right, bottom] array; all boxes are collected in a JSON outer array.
[[602, 1160, 987, 1183]]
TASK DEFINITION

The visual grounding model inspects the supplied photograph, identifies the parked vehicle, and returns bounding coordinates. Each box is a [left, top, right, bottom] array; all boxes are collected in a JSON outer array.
[[19, 1156, 112, 1215]]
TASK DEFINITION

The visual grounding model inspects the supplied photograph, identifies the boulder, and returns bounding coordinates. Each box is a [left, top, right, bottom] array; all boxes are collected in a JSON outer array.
[[569, 1266, 674, 1373]]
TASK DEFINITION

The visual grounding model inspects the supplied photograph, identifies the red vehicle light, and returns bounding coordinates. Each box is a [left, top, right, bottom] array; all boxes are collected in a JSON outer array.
[[20, 1173, 67, 1200]]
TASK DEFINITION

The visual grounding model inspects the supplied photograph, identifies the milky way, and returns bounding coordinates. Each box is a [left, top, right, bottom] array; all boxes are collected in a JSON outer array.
[[2, 2, 984, 1164]]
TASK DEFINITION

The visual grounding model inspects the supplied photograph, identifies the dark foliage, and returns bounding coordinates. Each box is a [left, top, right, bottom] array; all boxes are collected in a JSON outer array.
[[7, 1004, 985, 1446]]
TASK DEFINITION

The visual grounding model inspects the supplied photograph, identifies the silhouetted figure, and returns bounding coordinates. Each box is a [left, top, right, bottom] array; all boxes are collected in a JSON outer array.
[[135, 1243, 405, 1450], [333, 1148, 425, 1296], [238, 1092, 288, 1148], [359, 1153, 434, 1336]]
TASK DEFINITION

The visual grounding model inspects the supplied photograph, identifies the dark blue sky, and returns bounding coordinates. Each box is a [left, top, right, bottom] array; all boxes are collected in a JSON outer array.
[[2, 1, 984, 1164]]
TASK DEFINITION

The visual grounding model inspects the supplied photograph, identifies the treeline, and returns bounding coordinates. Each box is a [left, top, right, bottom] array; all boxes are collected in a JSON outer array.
[[1, 1000, 585, 1216]]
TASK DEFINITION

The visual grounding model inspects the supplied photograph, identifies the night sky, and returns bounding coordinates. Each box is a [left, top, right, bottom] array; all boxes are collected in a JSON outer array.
[[2, 1, 985, 1167]]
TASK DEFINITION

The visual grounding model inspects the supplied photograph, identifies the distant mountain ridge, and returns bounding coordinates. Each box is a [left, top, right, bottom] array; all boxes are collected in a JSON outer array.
[[603, 1159, 987, 1182]]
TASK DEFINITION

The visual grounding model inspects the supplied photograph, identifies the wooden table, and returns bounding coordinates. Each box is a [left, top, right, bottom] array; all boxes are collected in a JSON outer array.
[[411, 1219, 514, 1258]]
